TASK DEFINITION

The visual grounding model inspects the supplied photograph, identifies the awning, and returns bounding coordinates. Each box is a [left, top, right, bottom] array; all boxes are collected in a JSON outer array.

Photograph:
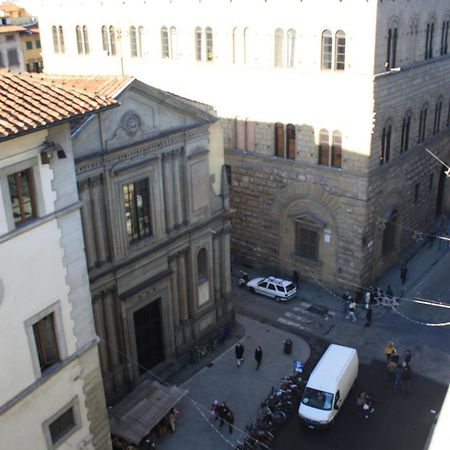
[[109, 379, 188, 445]]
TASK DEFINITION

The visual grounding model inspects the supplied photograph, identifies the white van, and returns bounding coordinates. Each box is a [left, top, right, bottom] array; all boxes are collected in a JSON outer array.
[[298, 344, 358, 429]]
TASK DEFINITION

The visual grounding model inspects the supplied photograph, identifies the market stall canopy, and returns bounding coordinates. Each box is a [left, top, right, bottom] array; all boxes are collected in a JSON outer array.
[[109, 379, 188, 445]]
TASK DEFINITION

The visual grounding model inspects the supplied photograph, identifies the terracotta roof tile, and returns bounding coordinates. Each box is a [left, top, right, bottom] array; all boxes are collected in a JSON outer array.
[[43, 75, 134, 99], [0, 72, 119, 141]]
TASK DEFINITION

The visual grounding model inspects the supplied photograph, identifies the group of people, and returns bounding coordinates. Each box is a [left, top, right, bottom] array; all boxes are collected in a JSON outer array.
[[210, 401, 235, 434], [384, 341, 413, 393], [235, 342, 263, 370]]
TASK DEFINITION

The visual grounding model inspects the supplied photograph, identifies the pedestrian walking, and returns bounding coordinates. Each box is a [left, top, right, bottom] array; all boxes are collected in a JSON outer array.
[[292, 270, 300, 288], [217, 402, 230, 428], [355, 288, 364, 304], [254, 346, 263, 370], [345, 300, 357, 322], [226, 409, 234, 434], [168, 407, 180, 432], [393, 363, 402, 390], [386, 285, 394, 298], [364, 290, 371, 307], [401, 362, 412, 393], [364, 304, 373, 327], [404, 349, 412, 364], [400, 263, 408, 286], [210, 400, 219, 421], [235, 342, 244, 367], [384, 340, 396, 361]]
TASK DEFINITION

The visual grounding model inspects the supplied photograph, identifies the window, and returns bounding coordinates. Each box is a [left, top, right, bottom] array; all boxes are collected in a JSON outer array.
[[400, 112, 411, 152], [433, 99, 442, 134], [380, 122, 392, 165], [26, 40, 33, 50], [385, 25, 398, 70], [58, 26, 65, 53], [331, 130, 342, 168], [275, 123, 285, 157], [169, 26, 176, 59], [5, 34, 14, 41], [197, 248, 207, 282], [36, 39, 41, 49], [75, 25, 89, 55], [418, 105, 428, 143], [274, 28, 284, 67], [295, 222, 319, 261], [101, 25, 116, 56], [123, 179, 152, 243], [7, 48, 19, 66], [425, 19, 435, 60], [206, 27, 214, 61], [287, 29, 296, 68], [195, 26, 202, 61], [161, 26, 169, 58], [286, 124, 296, 160], [8, 168, 37, 225], [52, 25, 59, 53], [441, 18, 449, 55], [409, 17, 419, 62], [318, 129, 330, 165], [43, 398, 81, 449], [335, 30, 346, 70], [33, 313, 60, 372], [232, 27, 237, 64], [447, 100, 450, 128], [321, 30, 332, 70], [130, 26, 137, 57], [414, 183, 420, 203]]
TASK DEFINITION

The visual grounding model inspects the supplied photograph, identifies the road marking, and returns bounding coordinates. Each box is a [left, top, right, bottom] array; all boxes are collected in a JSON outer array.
[[277, 317, 309, 331], [285, 311, 313, 324]]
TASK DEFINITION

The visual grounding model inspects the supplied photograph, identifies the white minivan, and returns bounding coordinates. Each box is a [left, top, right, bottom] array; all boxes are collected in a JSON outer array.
[[298, 344, 358, 429]]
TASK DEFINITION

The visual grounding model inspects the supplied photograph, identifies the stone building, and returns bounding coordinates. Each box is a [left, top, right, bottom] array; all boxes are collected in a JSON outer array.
[[35, 0, 450, 288], [0, 73, 116, 450], [47, 75, 232, 404]]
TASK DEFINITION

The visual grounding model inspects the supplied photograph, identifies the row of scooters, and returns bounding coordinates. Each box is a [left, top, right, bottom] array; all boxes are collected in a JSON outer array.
[[234, 371, 305, 450]]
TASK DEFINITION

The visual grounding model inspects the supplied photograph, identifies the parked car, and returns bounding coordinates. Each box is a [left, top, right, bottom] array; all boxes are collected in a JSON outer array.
[[246, 276, 297, 301]]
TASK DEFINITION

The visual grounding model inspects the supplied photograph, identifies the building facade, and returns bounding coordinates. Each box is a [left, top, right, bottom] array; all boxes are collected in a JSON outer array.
[[35, 0, 450, 288], [48, 75, 232, 404], [0, 73, 116, 450]]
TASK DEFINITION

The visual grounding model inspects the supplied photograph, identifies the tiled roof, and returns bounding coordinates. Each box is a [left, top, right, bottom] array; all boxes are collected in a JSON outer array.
[[44, 75, 134, 99], [0, 25, 24, 33], [0, 72, 119, 141]]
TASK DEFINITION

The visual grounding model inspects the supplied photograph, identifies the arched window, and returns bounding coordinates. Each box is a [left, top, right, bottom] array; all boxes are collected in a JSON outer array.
[[418, 105, 428, 142], [286, 124, 296, 160], [385, 24, 398, 70], [52, 25, 59, 53], [335, 30, 346, 70], [58, 26, 65, 53], [318, 129, 330, 165], [382, 208, 397, 255], [441, 16, 449, 55], [380, 121, 392, 165], [244, 27, 250, 64], [321, 30, 332, 70], [169, 26, 177, 58], [161, 26, 169, 58], [109, 26, 116, 56], [76, 25, 83, 54], [206, 27, 214, 61], [130, 26, 137, 57], [232, 27, 237, 64], [331, 130, 342, 168], [287, 29, 296, 68], [409, 17, 419, 62], [274, 28, 284, 67], [425, 17, 435, 60], [400, 111, 411, 152], [83, 26, 89, 54], [138, 26, 144, 57], [101, 25, 109, 53], [195, 26, 202, 61], [197, 248, 208, 282], [433, 98, 442, 134], [275, 123, 285, 157]]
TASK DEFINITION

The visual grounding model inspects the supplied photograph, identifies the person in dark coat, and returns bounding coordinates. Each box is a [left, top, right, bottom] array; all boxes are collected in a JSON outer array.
[[254, 346, 263, 370], [292, 270, 299, 288], [217, 402, 230, 428], [225, 409, 234, 434], [235, 343, 244, 367], [400, 264, 408, 285]]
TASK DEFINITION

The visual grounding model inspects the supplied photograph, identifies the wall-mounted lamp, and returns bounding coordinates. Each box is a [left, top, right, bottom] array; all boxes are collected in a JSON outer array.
[[40, 151, 51, 165], [57, 149, 67, 159]]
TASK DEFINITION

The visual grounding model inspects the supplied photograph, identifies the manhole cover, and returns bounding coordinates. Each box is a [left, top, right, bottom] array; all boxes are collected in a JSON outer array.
[[307, 304, 329, 317]]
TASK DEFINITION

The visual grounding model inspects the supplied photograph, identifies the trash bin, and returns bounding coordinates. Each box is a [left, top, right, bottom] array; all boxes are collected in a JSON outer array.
[[284, 339, 293, 355]]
